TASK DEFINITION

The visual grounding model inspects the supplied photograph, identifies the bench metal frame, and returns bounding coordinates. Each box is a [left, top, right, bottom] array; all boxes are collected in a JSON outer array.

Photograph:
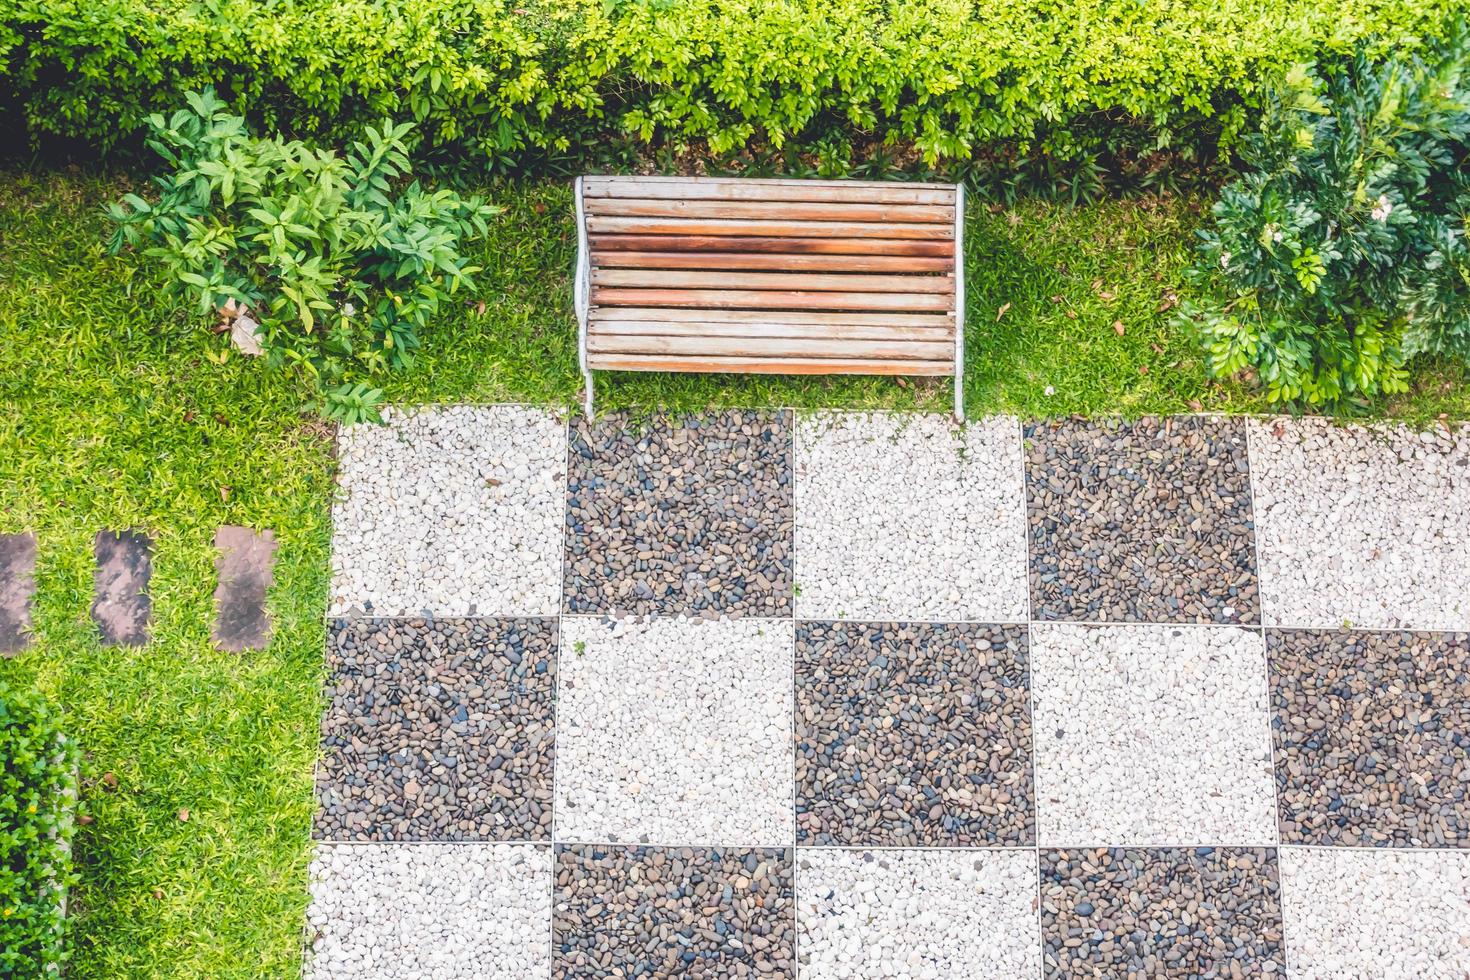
[[573, 176, 965, 420]]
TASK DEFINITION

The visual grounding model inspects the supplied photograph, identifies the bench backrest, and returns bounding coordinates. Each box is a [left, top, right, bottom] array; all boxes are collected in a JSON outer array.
[[573, 175, 965, 416]]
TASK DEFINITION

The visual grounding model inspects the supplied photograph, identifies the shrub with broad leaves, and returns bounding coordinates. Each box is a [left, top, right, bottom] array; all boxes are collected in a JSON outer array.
[[1183, 31, 1470, 406], [0, 681, 79, 978], [107, 89, 498, 423]]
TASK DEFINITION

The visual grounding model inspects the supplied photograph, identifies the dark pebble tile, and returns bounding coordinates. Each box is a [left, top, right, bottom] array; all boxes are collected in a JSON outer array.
[[795, 621, 1034, 846], [314, 617, 556, 842], [1025, 416, 1259, 624], [0, 531, 37, 653], [1040, 847, 1284, 978], [92, 529, 152, 646], [554, 844, 795, 979], [564, 410, 793, 618], [1270, 628, 1470, 847]]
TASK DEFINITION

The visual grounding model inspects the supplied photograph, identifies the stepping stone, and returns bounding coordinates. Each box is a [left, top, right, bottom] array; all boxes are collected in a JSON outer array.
[[92, 529, 152, 646], [1, 532, 37, 653], [212, 525, 277, 652]]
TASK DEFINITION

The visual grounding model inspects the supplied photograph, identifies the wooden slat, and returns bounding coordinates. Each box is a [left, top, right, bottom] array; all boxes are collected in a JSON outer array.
[[586, 216, 952, 240], [589, 334, 953, 360], [591, 287, 954, 312], [582, 176, 957, 206], [587, 198, 954, 224], [592, 269, 954, 294], [595, 308, 955, 328], [591, 251, 955, 273], [591, 235, 954, 257], [587, 353, 955, 376], [590, 321, 953, 342]]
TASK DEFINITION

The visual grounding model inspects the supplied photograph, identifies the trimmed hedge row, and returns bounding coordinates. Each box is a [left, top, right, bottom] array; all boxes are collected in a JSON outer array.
[[0, 681, 78, 979], [0, 0, 1460, 169]]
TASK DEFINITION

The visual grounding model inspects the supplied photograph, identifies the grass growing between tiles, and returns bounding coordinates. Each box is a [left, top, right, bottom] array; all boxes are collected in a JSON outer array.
[[2, 166, 1467, 977]]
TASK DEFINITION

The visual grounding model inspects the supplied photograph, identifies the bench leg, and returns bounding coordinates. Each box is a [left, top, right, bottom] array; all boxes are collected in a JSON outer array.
[[953, 373, 965, 424], [582, 367, 595, 417]]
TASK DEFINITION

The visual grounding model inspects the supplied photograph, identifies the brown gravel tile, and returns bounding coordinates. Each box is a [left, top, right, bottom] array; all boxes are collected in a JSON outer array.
[[1041, 847, 1284, 978], [795, 621, 1033, 846], [1270, 628, 1470, 847], [314, 617, 556, 842], [1025, 417, 1259, 624], [554, 844, 795, 979], [564, 410, 793, 618]]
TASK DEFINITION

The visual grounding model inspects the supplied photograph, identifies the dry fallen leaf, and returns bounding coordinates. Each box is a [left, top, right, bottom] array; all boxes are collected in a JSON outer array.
[[1098, 290, 1115, 301], [152, 889, 165, 900], [475, 300, 487, 317], [1187, 399, 1204, 412], [101, 772, 118, 791], [177, 808, 190, 823], [79, 814, 95, 826], [1112, 320, 1125, 336], [219, 486, 231, 502], [1065, 310, 1077, 320], [1138, 365, 1149, 375], [1150, 343, 1166, 354], [230, 311, 264, 356], [1049, 295, 1064, 305], [996, 302, 1012, 321], [895, 376, 911, 389]]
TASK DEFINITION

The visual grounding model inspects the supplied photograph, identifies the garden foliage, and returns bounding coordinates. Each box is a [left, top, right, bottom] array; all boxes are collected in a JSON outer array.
[[106, 91, 496, 422], [1186, 33, 1470, 405], [0, 0, 1458, 177], [0, 681, 79, 979]]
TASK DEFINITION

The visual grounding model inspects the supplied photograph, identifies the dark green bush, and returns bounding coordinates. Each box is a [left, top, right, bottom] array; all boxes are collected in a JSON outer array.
[[1184, 32, 1470, 405], [106, 90, 497, 423], [0, 681, 79, 979], [0, 0, 1458, 178]]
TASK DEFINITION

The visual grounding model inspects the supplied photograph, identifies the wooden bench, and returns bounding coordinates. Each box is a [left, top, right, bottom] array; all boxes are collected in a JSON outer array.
[[573, 176, 966, 419]]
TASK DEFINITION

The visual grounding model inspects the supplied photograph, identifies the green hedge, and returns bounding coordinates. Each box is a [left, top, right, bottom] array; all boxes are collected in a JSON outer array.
[[0, 681, 78, 979], [0, 0, 1459, 170]]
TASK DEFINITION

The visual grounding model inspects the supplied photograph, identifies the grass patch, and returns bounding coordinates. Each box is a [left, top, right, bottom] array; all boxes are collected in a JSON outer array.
[[0, 170, 332, 978], [1, 167, 1464, 977]]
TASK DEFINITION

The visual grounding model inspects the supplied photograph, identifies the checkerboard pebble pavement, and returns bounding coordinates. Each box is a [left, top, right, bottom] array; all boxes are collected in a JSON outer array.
[[309, 407, 1470, 978]]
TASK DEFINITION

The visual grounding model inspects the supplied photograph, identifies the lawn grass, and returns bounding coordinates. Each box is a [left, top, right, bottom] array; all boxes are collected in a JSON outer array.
[[1, 166, 1465, 978]]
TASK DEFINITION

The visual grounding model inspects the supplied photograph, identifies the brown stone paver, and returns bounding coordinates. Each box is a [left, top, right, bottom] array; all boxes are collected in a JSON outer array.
[[92, 529, 152, 646], [1, 531, 38, 653], [212, 525, 277, 651]]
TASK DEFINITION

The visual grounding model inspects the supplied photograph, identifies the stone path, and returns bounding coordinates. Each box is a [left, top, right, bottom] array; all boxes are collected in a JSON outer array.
[[309, 407, 1470, 980], [0, 526, 277, 652]]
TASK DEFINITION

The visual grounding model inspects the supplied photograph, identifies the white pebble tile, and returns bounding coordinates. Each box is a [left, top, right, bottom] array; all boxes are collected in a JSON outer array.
[[795, 412, 1028, 622], [329, 405, 565, 617], [1031, 623, 1276, 846], [305, 842, 551, 979], [1250, 418, 1470, 630], [557, 616, 794, 846], [1280, 846, 1470, 979], [798, 848, 1039, 979]]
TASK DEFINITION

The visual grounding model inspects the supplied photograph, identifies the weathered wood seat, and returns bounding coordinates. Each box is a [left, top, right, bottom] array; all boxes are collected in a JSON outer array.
[[573, 176, 966, 418]]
